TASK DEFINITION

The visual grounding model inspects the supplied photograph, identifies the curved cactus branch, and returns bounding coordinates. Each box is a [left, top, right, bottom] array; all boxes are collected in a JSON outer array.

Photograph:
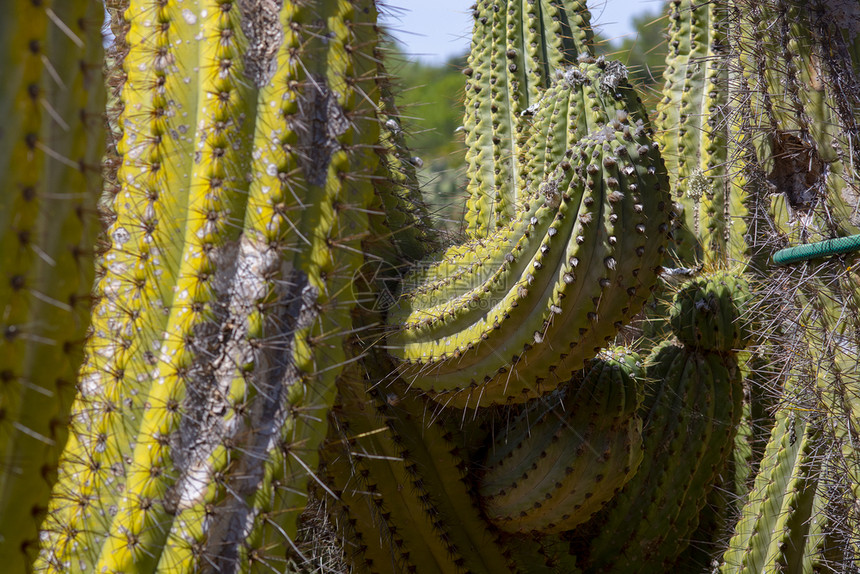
[[387, 60, 670, 409], [478, 350, 644, 533], [575, 341, 742, 571]]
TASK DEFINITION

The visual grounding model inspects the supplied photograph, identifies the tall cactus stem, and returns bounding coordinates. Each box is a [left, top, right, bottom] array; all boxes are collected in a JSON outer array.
[[37, 1, 380, 572], [0, 0, 105, 569]]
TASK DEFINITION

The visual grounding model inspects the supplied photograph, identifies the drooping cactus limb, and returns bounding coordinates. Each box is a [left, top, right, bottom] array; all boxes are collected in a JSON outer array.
[[0, 0, 104, 569], [388, 60, 670, 409], [477, 350, 643, 534], [37, 1, 380, 572]]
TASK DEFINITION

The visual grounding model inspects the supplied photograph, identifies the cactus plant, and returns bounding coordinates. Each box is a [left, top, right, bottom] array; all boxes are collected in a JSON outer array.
[[0, 0, 858, 572]]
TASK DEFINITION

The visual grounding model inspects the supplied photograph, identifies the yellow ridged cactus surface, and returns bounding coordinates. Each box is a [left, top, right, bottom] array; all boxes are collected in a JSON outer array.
[[0, 0, 104, 569], [36, 1, 379, 572]]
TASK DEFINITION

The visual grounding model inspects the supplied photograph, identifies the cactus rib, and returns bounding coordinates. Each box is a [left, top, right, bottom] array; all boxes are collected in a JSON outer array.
[[462, 0, 594, 236], [0, 0, 104, 568], [478, 351, 644, 533]]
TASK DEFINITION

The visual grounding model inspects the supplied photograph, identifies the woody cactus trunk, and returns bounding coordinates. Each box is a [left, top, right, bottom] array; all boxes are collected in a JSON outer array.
[[0, 0, 859, 572]]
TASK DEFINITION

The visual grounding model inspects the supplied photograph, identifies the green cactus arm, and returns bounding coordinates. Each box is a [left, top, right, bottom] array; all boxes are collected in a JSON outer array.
[[720, 406, 817, 572], [569, 343, 688, 565], [621, 351, 728, 570], [656, 0, 730, 266], [88, 2, 265, 569], [727, 351, 777, 512], [373, 62, 438, 262], [35, 0, 202, 566], [763, 430, 821, 573], [322, 376, 456, 574], [463, 0, 593, 235], [387, 60, 670, 409], [659, 351, 743, 564], [0, 0, 104, 568], [577, 343, 741, 572], [322, 372, 513, 574], [478, 351, 644, 533]]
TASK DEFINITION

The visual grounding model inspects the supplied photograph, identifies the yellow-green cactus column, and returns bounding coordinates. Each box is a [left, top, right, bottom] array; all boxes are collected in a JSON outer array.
[[0, 0, 104, 569], [723, 2, 860, 564], [36, 1, 380, 573]]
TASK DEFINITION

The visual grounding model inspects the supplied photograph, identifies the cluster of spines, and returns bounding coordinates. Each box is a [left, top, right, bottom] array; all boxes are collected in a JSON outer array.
[[719, 1, 860, 566], [388, 59, 670, 409], [371, 57, 437, 263], [37, 1, 381, 572], [0, 0, 105, 569]]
